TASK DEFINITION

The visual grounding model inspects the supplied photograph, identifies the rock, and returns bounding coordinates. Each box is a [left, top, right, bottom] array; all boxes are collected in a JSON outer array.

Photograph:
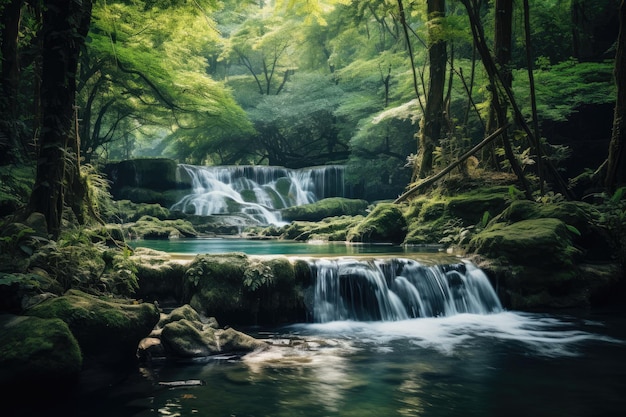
[[280, 197, 369, 222], [26, 289, 159, 364], [130, 248, 187, 304], [0, 314, 82, 385], [161, 319, 220, 357], [218, 327, 267, 353], [347, 203, 407, 244], [183, 254, 308, 325]]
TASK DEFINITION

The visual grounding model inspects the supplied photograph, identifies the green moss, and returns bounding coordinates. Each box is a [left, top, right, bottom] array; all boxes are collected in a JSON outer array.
[[281, 197, 369, 222], [26, 290, 159, 360], [126, 216, 197, 239], [469, 218, 580, 268], [0, 315, 82, 384], [347, 203, 407, 244], [277, 215, 363, 241], [161, 319, 219, 356]]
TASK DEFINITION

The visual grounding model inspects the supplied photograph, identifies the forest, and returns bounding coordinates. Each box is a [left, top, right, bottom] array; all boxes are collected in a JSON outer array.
[[2, 1, 626, 415], [1, 0, 624, 218]]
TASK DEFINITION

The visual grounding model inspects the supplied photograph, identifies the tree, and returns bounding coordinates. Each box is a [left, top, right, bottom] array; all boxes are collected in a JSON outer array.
[[28, 0, 93, 238], [416, 0, 447, 179], [0, 0, 25, 163], [606, 0, 626, 192]]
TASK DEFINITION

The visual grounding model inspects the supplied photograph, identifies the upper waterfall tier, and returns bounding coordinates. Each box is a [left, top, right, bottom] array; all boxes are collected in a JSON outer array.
[[308, 258, 502, 322], [170, 164, 346, 225]]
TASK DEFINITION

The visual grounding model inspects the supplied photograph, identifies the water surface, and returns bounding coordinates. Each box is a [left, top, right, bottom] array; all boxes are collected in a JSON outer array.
[[70, 310, 626, 417]]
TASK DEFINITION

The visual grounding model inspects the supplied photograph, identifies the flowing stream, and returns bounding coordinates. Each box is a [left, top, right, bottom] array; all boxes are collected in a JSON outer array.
[[63, 246, 626, 417]]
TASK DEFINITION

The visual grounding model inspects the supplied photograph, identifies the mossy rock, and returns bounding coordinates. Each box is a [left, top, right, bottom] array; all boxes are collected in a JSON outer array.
[[184, 253, 249, 321], [492, 200, 612, 261], [161, 318, 220, 357], [126, 216, 198, 239], [0, 314, 82, 385], [26, 290, 159, 363], [158, 304, 203, 328], [276, 215, 362, 241], [0, 272, 63, 313], [468, 218, 581, 269], [281, 197, 369, 222], [160, 319, 266, 358], [447, 193, 507, 224], [218, 327, 267, 353], [131, 248, 187, 304], [183, 254, 307, 325], [347, 203, 407, 244]]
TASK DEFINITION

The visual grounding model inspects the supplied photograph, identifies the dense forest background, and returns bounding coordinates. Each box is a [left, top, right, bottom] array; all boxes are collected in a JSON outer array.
[[0, 0, 624, 236]]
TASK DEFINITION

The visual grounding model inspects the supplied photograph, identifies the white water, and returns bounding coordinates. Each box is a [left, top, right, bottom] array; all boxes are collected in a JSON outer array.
[[309, 258, 502, 322], [170, 164, 345, 225]]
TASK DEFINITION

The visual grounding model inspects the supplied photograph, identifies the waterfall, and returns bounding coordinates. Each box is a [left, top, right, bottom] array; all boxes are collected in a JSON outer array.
[[308, 258, 502, 322], [170, 165, 346, 225]]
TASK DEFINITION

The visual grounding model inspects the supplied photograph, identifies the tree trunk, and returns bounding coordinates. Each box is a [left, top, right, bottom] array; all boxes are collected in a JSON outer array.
[[460, 0, 533, 199], [417, 0, 447, 179], [606, 0, 626, 192], [28, 0, 93, 238], [0, 0, 24, 164]]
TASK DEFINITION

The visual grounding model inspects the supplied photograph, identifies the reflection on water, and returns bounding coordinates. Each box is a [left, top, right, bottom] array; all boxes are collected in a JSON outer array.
[[75, 311, 626, 417], [128, 238, 441, 257]]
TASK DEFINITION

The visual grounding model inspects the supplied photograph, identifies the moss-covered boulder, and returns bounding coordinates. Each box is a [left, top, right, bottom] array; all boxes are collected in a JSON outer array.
[[129, 248, 187, 304], [0, 272, 63, 313], [468, 218, 581, 269], [404, 188, 509, 245], [183, 254, 308, 325], [160, 319, 266, 358], [491, 200, 612, 261], [0, 314, 82, 385], [26, 290, 159, 364], [347, 203, 407, 244], [126, 216, 198, 239], [274, 215, 363, 241], [281, 197, 369, 222], [147, 304, 266, 359], [468, 217, 618, 310]]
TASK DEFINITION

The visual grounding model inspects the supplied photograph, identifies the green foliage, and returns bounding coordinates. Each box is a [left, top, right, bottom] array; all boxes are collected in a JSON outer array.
[[513, 59, 615, 123], [596, 187, 626, 265], [242, 260, 274, 291]]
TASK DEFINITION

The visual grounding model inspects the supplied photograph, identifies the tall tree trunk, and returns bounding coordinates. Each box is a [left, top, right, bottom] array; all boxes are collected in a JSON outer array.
[[483, 0, 512, 169], [28, 0, 93, 238], [523, 0, 544, 194], [461, 0, 533, 199], [606, 0, 626, 192], [0, 0, 24, 164], [417, 0, 447, 179]]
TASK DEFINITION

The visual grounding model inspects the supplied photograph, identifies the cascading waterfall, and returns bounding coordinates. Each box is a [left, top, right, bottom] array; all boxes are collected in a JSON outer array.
[[170, 164, 345, 225], [308, 258, 502, 322]]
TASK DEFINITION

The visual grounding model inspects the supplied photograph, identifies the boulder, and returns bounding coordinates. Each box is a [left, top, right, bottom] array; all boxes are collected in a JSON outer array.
[[468, 217, 619, 310], [280, 197, 369, 222], [347, 203, 407, 244], [183, 254, 308, 325], [153, 305, 267, 358], [0, 314, 82, 385], [26, 289, 159, 364]]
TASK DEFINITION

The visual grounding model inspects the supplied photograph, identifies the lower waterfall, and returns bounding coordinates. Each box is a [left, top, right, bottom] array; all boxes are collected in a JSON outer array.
[[308, 258, 502, 322]]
